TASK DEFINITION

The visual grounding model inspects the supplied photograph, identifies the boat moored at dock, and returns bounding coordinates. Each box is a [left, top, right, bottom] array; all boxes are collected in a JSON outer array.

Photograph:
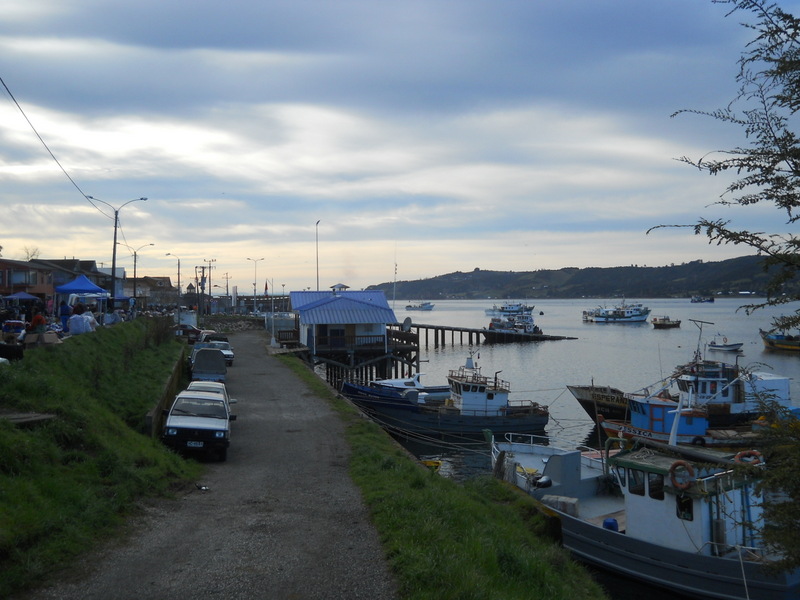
[[489, 432, 800, 599], [340, 351, 548, 437]]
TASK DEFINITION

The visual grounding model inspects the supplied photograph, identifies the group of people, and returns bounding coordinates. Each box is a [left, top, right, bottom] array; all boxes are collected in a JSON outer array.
[[64, 302, 99, 335]]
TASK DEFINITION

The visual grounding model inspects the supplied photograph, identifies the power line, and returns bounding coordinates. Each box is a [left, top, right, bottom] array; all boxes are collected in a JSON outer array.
[[0, 75, 106, 215]]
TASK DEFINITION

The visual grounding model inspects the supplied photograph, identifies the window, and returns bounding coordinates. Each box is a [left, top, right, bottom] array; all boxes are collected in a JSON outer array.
[[613, 466, 626, 487], [648, 472, 664, 500], [629, 468, 645, 496], [676, 495, 693, 521]]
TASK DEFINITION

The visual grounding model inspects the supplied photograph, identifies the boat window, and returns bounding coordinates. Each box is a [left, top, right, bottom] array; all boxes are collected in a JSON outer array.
[[676, 495, 693, 521], [710, 381, 717, 395], [487, 392, 494, 399], [629, 469, 645, 496], [613, 466, 626, 487], [648, 473, 664, 500]]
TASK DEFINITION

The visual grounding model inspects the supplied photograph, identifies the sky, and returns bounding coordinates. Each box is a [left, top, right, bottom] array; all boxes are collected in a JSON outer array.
[[2, 0, 798, 296]]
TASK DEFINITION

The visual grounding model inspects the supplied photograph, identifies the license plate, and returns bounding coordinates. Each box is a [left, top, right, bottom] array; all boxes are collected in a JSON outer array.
[[186, 441, 204, 448]]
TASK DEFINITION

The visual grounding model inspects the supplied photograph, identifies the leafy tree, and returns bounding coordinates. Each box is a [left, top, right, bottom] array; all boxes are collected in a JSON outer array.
[[659, 0, 800, 571], [653, 0, 800, 332]]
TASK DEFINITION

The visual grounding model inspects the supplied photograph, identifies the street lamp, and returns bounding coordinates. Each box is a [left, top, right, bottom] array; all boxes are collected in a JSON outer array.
[[166, 252, 181, 323], [117, 242, 153, 309], [247, 257, 264, 314], [86, 196, 147, 309], [315, 220, 320, 291]]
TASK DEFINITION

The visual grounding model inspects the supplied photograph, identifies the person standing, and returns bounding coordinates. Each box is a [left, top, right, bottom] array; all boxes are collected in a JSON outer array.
[[59, 301, 72, 332]]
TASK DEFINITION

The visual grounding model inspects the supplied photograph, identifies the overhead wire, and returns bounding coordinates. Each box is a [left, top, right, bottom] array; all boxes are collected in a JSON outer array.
[[0, 75, 110, 218]]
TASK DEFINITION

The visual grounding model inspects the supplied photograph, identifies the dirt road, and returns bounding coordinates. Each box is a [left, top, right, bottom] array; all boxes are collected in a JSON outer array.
[[21, 330, 398, 600]]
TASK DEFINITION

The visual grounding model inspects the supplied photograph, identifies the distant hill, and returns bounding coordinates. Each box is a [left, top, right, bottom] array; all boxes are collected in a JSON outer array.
[[367, 256, 792, 300]]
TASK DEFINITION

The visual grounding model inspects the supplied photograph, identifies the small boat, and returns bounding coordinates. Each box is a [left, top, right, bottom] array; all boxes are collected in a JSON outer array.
[[405, 301, 434, 311], [651, 315, 681, 329], [707, 337, 744, 352], [690, 295, 715, 303], [489, 432, 800, 599], [760, 328, 800, 352], [582, 300, 650, 323], [484, 302, 534, 317], [340, 351, 548, 437]]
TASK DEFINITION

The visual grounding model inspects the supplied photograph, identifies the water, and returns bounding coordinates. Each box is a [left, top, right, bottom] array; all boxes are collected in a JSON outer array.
[[390, 297, 798, 600], [395, 297, 799, 450]]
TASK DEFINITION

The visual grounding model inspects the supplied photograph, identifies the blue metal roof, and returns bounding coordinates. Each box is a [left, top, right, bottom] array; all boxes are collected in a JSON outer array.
[[291, 291, 397, 325]]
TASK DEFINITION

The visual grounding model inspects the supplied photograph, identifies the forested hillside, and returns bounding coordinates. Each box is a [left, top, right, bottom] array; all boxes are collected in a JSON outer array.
[[368, 256, 789, 299]]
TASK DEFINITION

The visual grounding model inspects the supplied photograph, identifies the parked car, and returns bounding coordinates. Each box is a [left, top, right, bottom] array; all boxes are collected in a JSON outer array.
[[206, 341, 234, 366], [186, 381, 237, 407], [172, 323, 202, 344], [161, 391, 236, 461], [190, 348, 227, 382]]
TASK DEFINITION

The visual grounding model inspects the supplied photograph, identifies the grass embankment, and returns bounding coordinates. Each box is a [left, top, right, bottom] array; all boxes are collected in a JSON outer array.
[[278, 355, 609, 600], [0, 319, 200, 598]]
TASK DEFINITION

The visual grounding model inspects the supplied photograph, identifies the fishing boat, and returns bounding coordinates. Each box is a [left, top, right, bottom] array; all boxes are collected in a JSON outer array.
[[405, 301, 434, 311], [760, 328, 800, 352], [566, 384, 633, 421], [484, 302, 534, 317], [340, 351, 548, 437], [691, 295, 715, 303], [489, 432, 800, 599], [651, 315, 681, 329], [582, 300, 650, 323], [482, 314, 576, 344], [597, 358, 795, 447]]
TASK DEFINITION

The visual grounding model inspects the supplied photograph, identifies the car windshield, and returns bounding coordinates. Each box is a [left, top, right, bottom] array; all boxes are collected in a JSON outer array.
[[209, 342, 231, 350], [172, 399, 227, 419]]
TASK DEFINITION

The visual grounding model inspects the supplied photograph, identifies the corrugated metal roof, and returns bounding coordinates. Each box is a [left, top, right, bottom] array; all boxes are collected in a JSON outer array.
[[290, 290, 391, 311], [294, 294, 398, 325]]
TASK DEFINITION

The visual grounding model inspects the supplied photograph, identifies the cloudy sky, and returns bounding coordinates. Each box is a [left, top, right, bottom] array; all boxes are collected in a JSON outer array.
[[1, 0, 796, 295]]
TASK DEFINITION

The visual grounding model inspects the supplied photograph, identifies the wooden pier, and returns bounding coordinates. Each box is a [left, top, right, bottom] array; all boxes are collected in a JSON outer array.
[[410, 322, 484, 348]]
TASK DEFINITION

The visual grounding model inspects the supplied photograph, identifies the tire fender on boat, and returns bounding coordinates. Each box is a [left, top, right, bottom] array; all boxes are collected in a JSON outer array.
[[669, 460, 695, 491], [734, 450, 763, 465], [691, 436, 706, 447]]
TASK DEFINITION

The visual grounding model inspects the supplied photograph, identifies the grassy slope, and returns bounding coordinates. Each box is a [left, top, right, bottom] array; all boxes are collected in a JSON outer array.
[[0, 319, 200, 598], [278, 355, 608, 600]]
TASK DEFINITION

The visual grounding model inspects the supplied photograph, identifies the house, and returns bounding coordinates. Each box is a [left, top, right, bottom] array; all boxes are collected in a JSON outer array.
[[289, 287, 417, 383], [0, 258, 53, 301]]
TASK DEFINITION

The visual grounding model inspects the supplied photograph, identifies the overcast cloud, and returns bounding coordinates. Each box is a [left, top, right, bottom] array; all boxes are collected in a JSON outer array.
[[2, 0, 796, 293]]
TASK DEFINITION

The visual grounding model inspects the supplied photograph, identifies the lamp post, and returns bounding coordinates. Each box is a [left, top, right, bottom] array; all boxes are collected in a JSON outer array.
[[315, 220, 320, 291], [86, 196, 147, 309], [117, 242, 153, 310], [247, 257, 264, 314], [204, 258, 216, 314], [166, 252, 181, 324]]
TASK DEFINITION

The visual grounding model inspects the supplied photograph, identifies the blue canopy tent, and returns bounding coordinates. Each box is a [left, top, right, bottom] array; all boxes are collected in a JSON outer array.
[[54, 275, 110, 323], [3, 291, 40, 300], [54, 275, 108, 295]]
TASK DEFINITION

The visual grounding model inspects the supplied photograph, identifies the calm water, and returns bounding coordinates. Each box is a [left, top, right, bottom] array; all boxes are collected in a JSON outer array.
[[395, 297, 799, 447], [390, 297, 799, 600]]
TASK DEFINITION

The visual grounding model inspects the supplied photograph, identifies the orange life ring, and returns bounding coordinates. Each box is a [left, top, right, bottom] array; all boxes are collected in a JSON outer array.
[[734, 450, 762, 465], [669, 460, 695, 491]]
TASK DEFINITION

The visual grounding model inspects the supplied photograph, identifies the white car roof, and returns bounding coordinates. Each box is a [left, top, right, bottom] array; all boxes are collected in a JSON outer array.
[[174, 390, 227, 403], [187, 381, 227, 392]]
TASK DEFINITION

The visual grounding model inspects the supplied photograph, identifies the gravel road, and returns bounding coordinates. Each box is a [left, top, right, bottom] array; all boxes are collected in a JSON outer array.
[[19, 330, 398, 600]]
